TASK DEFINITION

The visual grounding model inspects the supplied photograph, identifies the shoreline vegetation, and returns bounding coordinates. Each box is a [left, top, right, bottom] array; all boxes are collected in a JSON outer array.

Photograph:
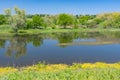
[[0, 62, 120, 80], [0, 24, 120, 35], [0, 7, 120, 35]]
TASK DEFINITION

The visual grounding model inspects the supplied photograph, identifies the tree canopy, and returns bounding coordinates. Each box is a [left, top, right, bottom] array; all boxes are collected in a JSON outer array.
[[32, 15, 44, 29], [57, 14, 74, 29], [1, 7, 120, 30], [0, 15, 6, 25], [4, 7, 26, 32]]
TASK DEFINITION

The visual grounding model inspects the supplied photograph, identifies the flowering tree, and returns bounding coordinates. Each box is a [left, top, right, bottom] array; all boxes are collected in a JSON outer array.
[[4, 7, 26, 32]]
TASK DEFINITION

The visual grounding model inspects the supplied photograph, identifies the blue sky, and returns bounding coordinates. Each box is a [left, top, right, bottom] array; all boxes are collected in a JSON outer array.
[[0, 0, 120, 14]]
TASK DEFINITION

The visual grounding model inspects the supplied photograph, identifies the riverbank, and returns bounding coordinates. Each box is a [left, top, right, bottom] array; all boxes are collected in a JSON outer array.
[[0, 62, 120, 80], [23, 28, 120, 34], [1, 25, 120, 35], [1, 28, 120, 36]]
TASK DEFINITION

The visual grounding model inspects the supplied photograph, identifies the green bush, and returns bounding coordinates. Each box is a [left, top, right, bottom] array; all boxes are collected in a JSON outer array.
[[51, 24, 56, 29], [18, 30, 27, 33]]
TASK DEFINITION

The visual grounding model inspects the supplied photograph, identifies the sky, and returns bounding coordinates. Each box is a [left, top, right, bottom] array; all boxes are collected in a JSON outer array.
[[0, 0, 120, 15]]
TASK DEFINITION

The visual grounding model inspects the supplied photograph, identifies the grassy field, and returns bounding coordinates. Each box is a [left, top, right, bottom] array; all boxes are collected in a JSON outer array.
[[0, 62, 120, 80]]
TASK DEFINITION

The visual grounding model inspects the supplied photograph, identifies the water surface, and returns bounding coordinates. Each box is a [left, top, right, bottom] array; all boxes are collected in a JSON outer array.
[[0, 32, 120, 67]]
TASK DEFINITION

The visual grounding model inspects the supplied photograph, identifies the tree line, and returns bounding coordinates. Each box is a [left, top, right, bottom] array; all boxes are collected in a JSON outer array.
[[0, 7, 120, 32]]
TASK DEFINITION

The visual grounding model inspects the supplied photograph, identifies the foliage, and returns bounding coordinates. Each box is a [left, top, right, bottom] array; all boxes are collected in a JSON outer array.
[[4, 7, 26, 32], [42, 15, 58, 29], [26, 19, 33, 29], [32, 15, 44, 29], [111, 14, 120, 28], [1, 7, 120, 30], [73, 17, 80, 29], [79, 15, 95, 25], [0, 25, 12, 31], [99, 21, 111, 28], [95, 12, 120, 28], [57, 14, 74, 29], [51, 24, 56, 29], [0, 15, 6, 25]]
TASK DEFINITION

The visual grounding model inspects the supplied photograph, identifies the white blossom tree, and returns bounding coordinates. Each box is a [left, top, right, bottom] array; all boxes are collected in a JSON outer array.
[[4, 7, 26, 32]]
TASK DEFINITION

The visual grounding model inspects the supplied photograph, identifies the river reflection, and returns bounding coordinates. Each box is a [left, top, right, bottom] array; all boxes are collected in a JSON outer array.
[[0, 32, 120, 67], [4, 35, 44, 58]]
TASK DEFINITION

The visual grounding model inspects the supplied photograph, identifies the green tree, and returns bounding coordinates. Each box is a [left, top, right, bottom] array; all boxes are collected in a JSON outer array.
[[4, 7, 26, 32], [0, 15, 6, 25], [73, 17, 79, 29], [26, 19, 33, 29], [57, 14, 74, 29], [32, 15, 44, 29], [42, 15, 57, 29], [79, 15, 95, 26]]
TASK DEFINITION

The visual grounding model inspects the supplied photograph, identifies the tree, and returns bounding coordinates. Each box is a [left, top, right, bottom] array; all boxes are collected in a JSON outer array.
[[4, 7, 26, 32], [26, 19, 33, 29], [0, 15, 6, 25], [42, 15, 57, 29], [73, 17, 79, 29], [57, 14, 74, 29], [32, 15, 44, 29], [79, 15, 95, 26]]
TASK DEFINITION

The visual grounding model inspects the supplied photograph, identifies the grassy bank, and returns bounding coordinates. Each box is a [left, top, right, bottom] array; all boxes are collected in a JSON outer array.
[[23, 28, 120, 34], [0, 62, 120, 80], [1, 25, 120, 35]]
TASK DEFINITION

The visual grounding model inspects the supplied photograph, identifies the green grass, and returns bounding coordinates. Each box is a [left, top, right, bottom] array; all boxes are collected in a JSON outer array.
[[22, 28, 120, 34], [0, 62, 120, 80], [0, 68, 119, 80], [0, 25, 12, 32], [1, 25, 120, 35]]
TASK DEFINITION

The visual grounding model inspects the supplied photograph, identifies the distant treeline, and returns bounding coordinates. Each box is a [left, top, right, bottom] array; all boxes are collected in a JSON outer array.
[[0, 7, 120, 32], [26, 14, 96, 18]]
